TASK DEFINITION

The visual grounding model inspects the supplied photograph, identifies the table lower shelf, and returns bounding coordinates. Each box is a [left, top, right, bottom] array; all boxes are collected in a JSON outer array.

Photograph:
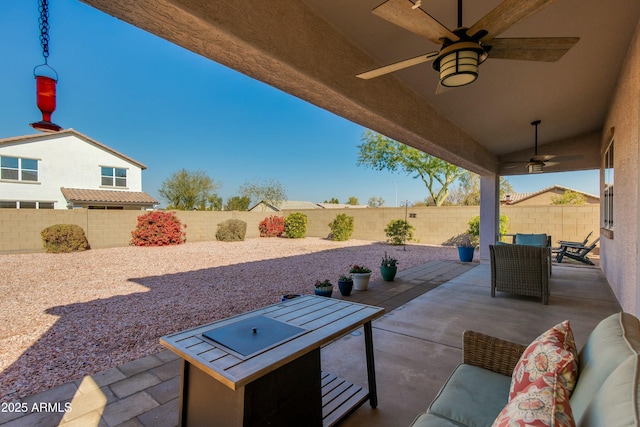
[[321, 371, 370, 427]]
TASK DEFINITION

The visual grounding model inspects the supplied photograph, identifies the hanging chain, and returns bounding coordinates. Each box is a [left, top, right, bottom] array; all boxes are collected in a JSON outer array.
[[38, 0, 51, 63]]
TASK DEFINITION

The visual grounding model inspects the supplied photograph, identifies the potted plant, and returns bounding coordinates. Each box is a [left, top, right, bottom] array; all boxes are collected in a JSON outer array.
[[456, 234, 475, 262], [380, 252, 398, 281], [349, 265, 372, 290], [337, 275, 353, 296], [314, 279, 333, 297]]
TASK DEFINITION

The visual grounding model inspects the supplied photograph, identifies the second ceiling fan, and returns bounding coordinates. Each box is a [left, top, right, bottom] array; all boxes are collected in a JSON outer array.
[[357, 0, 579, 88]]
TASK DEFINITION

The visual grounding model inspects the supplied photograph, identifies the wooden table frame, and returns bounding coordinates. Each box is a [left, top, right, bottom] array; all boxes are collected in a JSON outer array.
[[161, 296, 385, 426]]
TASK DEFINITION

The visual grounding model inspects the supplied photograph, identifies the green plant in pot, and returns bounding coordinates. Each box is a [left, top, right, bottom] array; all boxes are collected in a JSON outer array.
[[457, 214, 510, 262], [380, 252, 398, 281], [456, 233, 476, 262], [337, 275, 353, 296], [349, 265, 372, 291], [314, 279, 333, 297]]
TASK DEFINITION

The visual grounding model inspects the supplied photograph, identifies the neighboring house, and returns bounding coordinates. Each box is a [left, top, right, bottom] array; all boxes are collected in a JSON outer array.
[[248, 200, 370, 212], [248, 200, 320, 212], [0, 129, 157, 210], [502, 185, 599, 206], [316, 203, 369, 209]]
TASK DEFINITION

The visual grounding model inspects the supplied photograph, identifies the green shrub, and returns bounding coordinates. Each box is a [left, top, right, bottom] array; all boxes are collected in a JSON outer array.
[[466, 215, 509, 246], [131, 211, 186, 246], [216, 219, 247, 242], [328, 213, 354, 241], [41, 224, 90, 253], [284, 212, 308, 239], [384, 219, 415, 246]]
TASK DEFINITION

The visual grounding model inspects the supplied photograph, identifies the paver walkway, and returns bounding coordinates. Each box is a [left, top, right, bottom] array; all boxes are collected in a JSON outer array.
[[0, 260, 476, 427]]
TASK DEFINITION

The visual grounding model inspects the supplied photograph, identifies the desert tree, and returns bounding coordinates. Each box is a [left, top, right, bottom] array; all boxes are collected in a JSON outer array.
[[239, 178, 287, 210], [224, 195, 251, 211], [357, 130, 466, 206], [368, 196, 385, 208], [159, 169, 221, 210]]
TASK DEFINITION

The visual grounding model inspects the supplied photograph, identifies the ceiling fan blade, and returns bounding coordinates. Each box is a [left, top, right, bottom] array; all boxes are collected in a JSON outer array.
[[372, 0, 459, 45], [467, 0, 558, 42], [502, 163, 523, 169], [531, 154, 556, 162], [357, 51, 438, 79], [543, 161, 559, 167], [486, 37, 579, 62]]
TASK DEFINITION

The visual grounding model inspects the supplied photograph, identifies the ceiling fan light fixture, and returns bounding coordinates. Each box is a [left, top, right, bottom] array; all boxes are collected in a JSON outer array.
[[527, 161, 544, 174], [439, 49, 479, 87], [433, 41, 487, 88]]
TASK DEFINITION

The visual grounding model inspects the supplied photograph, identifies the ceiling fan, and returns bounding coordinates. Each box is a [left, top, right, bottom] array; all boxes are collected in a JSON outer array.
[[501, 120, 579, 174], [525, 120, 555, 173], [357, 0, 579, 89]]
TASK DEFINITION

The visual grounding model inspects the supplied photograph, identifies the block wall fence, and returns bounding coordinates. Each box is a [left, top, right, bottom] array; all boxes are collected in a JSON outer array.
[[0, 205, 600, 253]]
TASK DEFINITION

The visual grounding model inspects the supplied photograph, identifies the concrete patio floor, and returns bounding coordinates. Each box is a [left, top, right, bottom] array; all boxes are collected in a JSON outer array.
[[0, 259, 618, 427]]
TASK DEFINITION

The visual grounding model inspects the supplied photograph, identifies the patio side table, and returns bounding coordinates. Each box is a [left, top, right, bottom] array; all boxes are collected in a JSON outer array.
[[160, 295, 385, 427]]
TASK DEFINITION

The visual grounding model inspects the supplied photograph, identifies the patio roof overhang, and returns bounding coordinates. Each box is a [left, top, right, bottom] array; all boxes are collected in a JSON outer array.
[[79, 0, 640, 177]]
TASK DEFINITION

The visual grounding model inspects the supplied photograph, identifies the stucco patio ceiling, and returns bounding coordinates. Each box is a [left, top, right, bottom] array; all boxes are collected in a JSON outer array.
[[81, 0, 640, 176]]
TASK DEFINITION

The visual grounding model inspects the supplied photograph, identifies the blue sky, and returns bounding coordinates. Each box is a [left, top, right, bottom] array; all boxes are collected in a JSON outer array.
[[0, 1, 599, 207]]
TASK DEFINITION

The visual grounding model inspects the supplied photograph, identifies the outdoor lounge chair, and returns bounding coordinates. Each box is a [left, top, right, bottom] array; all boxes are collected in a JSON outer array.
[[489, 244, 550, 304], [556, 237, 600, 265], [552, 231, 593, 253]]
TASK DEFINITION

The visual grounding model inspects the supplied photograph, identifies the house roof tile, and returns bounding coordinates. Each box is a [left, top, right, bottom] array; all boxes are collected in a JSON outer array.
[[61, 188, 158, 205], [503, 185, 599, 204]]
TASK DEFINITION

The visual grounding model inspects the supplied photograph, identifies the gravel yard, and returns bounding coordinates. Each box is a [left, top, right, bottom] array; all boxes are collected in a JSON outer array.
[[0, 238, 458, 402]]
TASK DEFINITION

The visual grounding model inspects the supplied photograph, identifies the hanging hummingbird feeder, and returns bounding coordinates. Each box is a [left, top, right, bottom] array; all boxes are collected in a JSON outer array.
[[30, 0, 62, 133]]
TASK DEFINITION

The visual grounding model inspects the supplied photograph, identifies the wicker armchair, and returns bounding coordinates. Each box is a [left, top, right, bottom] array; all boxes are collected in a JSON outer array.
[[489, 244, 551, 304]]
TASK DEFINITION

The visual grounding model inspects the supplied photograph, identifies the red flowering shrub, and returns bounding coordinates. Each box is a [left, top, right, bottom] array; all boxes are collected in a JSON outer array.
[[130, 211, 187, 246], [258, 215, 285, 237]]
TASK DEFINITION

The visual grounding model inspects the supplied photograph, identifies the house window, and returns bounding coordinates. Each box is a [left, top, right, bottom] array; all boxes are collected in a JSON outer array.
[[101, 167, 127, 187], [603, 140, 614, 230], [0, 201, 54, 209], [1, 156, 38, 182]]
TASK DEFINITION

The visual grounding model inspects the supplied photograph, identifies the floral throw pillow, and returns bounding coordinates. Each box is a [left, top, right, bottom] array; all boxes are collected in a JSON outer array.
[[510, 320, 578, 400], [493, 372, 576, 427]]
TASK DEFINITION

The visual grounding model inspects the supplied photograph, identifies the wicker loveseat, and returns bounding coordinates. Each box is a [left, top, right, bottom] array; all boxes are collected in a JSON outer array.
[[489, 243, 551, 304], [410, 312, 640, 426]]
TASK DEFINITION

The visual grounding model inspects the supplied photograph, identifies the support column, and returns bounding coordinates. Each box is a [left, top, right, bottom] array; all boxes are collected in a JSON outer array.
[[479, 174, 500, 263]]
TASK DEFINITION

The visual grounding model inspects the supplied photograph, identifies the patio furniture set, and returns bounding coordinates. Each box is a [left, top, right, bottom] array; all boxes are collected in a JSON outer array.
[[163, 231, 606, 426]]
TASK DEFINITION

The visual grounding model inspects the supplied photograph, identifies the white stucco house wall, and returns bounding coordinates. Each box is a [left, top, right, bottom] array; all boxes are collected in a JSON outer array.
[[0, 129, 157, 210]]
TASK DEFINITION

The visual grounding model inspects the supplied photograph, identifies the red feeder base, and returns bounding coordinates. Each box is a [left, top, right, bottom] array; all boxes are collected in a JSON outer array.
[[30, 120, 62, 133]]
